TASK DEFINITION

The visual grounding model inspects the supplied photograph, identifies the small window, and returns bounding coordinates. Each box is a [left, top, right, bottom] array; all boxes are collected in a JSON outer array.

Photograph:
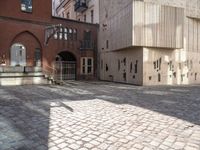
[[118, 60, 120, 71], [106, 64, 108, 72], [68, 29, 73, 40], [84, 15, 86, 22], [159, 58, 162, 70], [158, 73, 161, 82], [101, 60, 103, 70], [153, 61, 156, 69], [64, 28, 68, 40], [106, 40, 109, 49], [54, 33, 58, 40], [195, 73, 197, 80], [67, 12, 70, 19], [91, 10, 94, 23], [135, 60, 138, 74], [130, 62, 133, 73], [34, 48, 41, 66], [74, 29, 77, 40], [81, 57, 93, 75], [59, 27, 63, 40], [21, 0, 32, 13]]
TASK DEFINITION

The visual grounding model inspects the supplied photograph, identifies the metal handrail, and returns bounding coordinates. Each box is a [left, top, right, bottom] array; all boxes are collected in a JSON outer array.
[[42, 64, 58, 81]]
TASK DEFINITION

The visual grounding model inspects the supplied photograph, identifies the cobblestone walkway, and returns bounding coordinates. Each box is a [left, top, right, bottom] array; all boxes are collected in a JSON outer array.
[[0, 81, 200, 150]]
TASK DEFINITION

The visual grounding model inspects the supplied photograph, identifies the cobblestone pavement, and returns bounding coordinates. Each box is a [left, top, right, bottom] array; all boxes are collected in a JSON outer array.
[[0, 81, 200, 150]]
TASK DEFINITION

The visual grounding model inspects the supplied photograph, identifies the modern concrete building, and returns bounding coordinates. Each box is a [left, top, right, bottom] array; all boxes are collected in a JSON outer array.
[[99, 0, 200, 85], [52, 0, 60, 16], [0, 0, 98, 85], [56, 0, 99, 24]]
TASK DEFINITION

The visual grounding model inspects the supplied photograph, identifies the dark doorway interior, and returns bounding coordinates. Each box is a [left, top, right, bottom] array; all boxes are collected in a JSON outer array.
[[55, 51, 76, 80]]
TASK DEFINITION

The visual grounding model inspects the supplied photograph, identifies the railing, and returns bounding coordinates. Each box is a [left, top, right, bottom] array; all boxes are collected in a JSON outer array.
[[42, 64, 59, 83], [74, 0, 88, 12], [54, 61, 76, 80], [43, 61, 76, 84], [80, 40, 95, 50]]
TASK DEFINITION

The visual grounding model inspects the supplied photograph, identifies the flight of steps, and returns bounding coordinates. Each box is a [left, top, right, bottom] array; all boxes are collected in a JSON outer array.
[[0, 66, 53, 86]]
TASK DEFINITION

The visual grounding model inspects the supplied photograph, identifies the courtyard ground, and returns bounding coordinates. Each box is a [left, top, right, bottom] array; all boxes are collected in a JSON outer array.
[[0, 81, 200, 150]]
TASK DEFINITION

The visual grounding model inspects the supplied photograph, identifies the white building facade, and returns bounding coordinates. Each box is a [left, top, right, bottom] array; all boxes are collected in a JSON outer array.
[[99, 0, 200, 85], [56, 0, 99, 24]]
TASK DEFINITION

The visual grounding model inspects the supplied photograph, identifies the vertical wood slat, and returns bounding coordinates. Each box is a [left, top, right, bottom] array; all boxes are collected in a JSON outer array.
[[132, 1, 184, 49]]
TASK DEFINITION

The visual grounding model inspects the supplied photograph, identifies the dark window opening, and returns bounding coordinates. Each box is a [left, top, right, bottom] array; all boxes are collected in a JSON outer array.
[[91, 10, 94, 23], [106, 64, 108, 72], [123, 70, 126, 81], [106, 40, 109, 49], [130, 62, 133, 73], [67, 12, 70, 19], [153, 61, 156, 69], [195, 73, 197, 80], [118, 60, 120, 71], [173, 72, 176, 78], [181, 75, 184, 82], [157, 60, 159, 68], [159, 58, 162, 70], [101, 60, 103, 70], [149, 76, 152, 81], [84, 14, 86, 22], [158, 73, 161, 82], [123, 58, 126, 66], [135, 60, 138, 74], [74, 29, 77, 40], [34, 48, 41, 66], [21, 0, 32, 13]]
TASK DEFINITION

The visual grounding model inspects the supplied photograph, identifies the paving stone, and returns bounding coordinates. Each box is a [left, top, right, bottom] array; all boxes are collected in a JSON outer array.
[[0, 83, 200, 150]]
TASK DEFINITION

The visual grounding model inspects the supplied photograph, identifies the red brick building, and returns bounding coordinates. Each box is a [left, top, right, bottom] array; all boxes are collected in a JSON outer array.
[[0, 0, 98, 82]]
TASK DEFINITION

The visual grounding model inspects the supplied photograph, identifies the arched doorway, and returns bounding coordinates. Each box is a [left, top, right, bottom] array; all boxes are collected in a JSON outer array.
[[11, 31, 42, 67], [10, 43, 26, 66], [55, 51, 76, 80]]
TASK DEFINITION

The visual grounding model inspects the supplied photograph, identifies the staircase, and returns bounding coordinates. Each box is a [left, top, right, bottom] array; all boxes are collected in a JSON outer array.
[[0, 66, 52, 86]]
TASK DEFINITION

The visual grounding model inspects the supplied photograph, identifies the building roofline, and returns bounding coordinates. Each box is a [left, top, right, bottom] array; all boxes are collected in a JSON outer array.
[[0, 15, 99, 28], [52, 16, 99, 27]]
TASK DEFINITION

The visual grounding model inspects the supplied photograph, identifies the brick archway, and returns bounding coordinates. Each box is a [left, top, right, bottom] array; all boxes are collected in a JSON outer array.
[[55, 51, 77, 80], [10, 31, 42, 66]]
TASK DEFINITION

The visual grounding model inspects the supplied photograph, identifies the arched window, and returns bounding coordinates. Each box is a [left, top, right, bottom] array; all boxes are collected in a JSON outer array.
[[59, 27, 63, 40], [21, 0, 32, 12], [54, 32, 58, 40], [64, 28, 68, 40], [74, 29, 77, 40], [11, 43, 26, 66], [68, 28, 73, 40], [34, 48, 41, 66]]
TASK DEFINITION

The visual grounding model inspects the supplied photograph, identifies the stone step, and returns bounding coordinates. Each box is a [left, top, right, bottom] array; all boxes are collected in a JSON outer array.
[[0, 71, 53, 86], [0, 72, 44, 78], [0, 66, 42, 73], [0, 76, 51, 86]]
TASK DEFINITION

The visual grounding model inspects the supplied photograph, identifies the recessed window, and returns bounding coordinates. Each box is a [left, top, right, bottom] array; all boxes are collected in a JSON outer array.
[[91, 10, 94, 23], [68, 29, 73, 40], [106, 40, 109, 49], [81, 57, 93, 75], [21, 0, 32, 13], [64, 28, 68, 41], [59, 27, 63, 40], [67, 12, 70, 19], [84, 15, 86, 22], [74, 29, 77, 40]]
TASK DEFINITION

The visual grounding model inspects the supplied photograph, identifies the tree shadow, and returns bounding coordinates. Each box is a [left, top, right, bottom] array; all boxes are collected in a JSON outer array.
[[0, 83, 199, 149]]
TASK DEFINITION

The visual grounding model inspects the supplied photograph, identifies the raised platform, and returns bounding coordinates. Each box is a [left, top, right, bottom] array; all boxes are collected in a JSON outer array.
[[0, 66, 42, 73], [0, 66, 51, 86]]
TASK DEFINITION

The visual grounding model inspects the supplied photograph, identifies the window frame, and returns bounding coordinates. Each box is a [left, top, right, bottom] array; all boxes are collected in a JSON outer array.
[[81, 57, 94, 75], [21, 0, 33, 13]]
